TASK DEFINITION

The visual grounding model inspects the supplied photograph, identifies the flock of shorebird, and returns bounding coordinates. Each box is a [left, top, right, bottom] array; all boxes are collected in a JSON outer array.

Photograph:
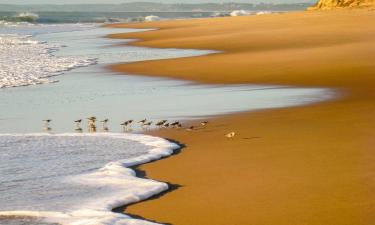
[[43, 118, 236, 138]]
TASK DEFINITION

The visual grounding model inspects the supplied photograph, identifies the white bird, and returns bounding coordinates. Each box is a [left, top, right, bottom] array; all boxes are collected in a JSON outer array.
[[225, 132, 236, 138]]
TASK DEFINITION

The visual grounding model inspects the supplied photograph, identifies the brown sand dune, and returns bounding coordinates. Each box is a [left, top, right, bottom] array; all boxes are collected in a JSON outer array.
[[108, 9, 375, 225]]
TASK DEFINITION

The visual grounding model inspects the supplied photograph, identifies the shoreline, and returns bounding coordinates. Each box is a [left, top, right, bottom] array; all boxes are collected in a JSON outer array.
[[107, 9, 375, 225]]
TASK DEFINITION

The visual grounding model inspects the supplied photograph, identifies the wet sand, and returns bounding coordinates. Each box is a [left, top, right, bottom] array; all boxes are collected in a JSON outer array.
[[108, 9, 375, 225]]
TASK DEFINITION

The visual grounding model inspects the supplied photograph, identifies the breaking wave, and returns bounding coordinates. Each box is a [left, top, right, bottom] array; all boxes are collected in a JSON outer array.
[[0, 133, 180, 225], [0, 34, 97, 88]]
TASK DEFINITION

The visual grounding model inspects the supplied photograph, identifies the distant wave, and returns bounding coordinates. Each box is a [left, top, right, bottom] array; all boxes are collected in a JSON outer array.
[[0, 12, 40, 23], [14, 12, 39, 22]]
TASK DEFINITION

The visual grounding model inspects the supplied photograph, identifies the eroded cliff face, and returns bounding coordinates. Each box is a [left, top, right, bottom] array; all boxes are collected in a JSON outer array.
[[308, 0, 374, 9]]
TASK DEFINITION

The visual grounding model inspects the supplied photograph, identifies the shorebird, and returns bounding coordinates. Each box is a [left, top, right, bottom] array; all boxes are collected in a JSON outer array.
[[125, 120, 134, 126], [138, 119, 147, 124], [87, 116, 96, 122], [143, 121, 152, 126], [120, 121, 127, 129], [121, 120, 133, 127], [163, 123, 170, 128], [201, 121, 209, 126], [140, 121, 152, 130], [87, 117, 97, 133], [100, 119, 109, 123], [225, 132, 236, 139], [74, 119, 82, 130], [156, 120, 167, 128], [100, 119, 109, 132], [186, 126, 195, 131], [170, 121, 180, 127], [120, 120, 132, 132], [43, 119, 52, 132], [43, 119, 51, 126]]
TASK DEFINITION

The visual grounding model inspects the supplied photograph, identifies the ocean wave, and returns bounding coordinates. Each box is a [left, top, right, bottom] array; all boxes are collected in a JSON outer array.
[[13, 12, 39, 22], [0, 12, 39, 24], [0, 133, 180, 225], [0, 34, 97, 88]]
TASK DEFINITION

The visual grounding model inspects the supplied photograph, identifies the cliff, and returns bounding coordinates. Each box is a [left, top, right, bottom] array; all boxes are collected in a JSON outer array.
[[308, 0, 375, 9]]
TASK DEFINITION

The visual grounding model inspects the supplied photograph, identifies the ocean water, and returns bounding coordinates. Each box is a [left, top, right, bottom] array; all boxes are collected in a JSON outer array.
[[0, 22, 334, 225], [0, 11, 218, 24]]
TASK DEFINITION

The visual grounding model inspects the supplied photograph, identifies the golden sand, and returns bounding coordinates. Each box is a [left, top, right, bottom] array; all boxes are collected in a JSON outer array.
[[108, 9, 375, 225]]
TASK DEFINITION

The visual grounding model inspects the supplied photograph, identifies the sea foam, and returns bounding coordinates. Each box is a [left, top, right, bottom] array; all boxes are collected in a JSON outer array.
[[0, 133, 180, 225], [0, 34, 96, 88]]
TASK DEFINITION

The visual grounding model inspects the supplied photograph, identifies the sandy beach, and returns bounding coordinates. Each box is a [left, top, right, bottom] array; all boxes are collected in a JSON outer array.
[[108, 9, 375, 225]]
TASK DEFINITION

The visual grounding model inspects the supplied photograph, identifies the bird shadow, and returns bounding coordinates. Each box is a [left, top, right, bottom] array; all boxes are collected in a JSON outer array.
[[242, 137, 261, 140]]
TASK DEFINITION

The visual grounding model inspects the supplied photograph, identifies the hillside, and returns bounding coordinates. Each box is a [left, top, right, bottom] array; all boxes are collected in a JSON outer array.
[[309, 0, 375, 9]]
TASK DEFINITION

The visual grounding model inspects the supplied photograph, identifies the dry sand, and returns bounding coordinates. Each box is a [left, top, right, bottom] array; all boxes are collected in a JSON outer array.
[[108, 9, 375, 225]]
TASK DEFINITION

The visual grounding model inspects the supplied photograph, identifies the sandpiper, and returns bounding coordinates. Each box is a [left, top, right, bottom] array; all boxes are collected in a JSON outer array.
[[74, 119, 82, 130], [138, 119, 147, 124], [100, 119, 109, 123], [225, 132, 236, 138], [87, 116, 96, 122], [100, 119, 109, 132], [125, 120, 134, 126], [143, 121, 152, 127], [186, 126, 195, 131], [43, 119, 51, 126], [156, 120, 167, 128], [87, 117, 96, 132], [170, 121, 180, 127], [201, 121, 209, 126]]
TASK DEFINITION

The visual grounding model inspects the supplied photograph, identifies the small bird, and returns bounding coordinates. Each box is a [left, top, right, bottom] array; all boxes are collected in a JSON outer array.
[[121, 120, 133, 127], [170, 121, 180, 127], [186, 126, 195, 131], [156, 120, 167, 127], [163, 123, 170, 128], [87, 116, 96, 121], [201, 121, 209, 126], [100, 119, 109, 123], [225, 132, 236, 138], [43, 119, 52, 130], [43, 119, 51, 125], [74, 119, 82, 130], [126, 120, 134, 125], [138, 119, 147, 124], [143, 121, 152, 126]]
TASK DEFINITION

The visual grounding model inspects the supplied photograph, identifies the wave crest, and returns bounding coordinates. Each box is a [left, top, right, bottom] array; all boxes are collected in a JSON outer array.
[[13, 12, 39, 22]]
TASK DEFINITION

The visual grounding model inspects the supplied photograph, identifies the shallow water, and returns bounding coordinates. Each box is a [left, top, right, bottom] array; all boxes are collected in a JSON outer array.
[[0, 25, 333, 133]]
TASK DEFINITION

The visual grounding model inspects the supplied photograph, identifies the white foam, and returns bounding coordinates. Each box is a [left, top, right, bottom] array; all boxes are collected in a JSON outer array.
[[0, 34, 97, 88], [0, 133, 179, 225], [230, 10, 250, 17], [144, 15, 161, 22], [256, 11, 273, 15]]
